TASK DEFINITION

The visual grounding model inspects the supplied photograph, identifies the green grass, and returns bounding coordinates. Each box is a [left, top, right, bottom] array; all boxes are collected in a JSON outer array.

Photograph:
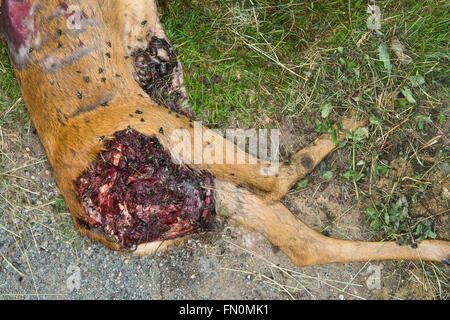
[[0, 45, 29, 126], [161, 0, 315, 127]]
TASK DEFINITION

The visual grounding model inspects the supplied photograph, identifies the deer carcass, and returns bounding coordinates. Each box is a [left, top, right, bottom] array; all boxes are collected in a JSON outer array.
[[1, 0, 448, 267]]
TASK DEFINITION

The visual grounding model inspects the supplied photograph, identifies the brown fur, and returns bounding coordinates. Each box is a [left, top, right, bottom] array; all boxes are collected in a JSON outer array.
[[1, 0, 449, 266]]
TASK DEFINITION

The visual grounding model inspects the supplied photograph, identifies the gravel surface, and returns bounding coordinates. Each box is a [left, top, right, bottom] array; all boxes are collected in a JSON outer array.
[[0, 213, 304, 300]]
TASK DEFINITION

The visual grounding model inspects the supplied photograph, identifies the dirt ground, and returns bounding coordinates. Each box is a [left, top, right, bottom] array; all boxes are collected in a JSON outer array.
[[0, 128, 447, 300]]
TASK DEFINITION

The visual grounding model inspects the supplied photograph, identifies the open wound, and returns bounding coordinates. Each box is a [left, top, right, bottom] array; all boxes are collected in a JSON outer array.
[[133, 36, 195, 120], [76, 129, 215, 249]]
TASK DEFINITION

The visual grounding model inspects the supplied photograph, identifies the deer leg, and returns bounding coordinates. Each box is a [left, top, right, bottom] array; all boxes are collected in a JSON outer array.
[[215, 180, 450, 266]]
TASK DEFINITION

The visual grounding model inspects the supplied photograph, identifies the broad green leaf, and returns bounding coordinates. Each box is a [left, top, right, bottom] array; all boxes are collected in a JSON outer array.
[[322, 171, 333, 180], [370, 219, 382, 230], [370, 114, 382, 126], [295, 179, 308, 191], [367, 207, 377, 217], [331, 128, 338, 145], [321, 103, 332, 118], [401, 87, 416, 104], [378, 44, 391, 71], [409, 74, 425, 87], [343, 171, 352, 180], [384, 210, 390, 224]]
